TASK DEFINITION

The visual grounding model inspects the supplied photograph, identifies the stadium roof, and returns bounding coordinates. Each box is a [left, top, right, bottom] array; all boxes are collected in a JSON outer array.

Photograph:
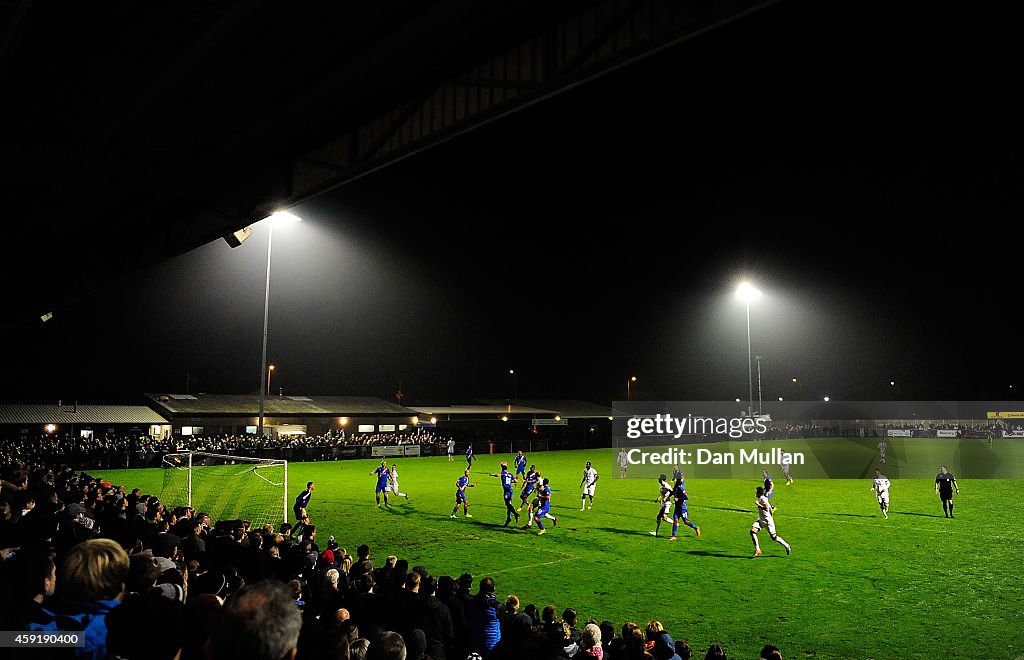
[[410, 400, 612, 419], [3, 0, 776, 337], [144, 393, 416, 416], [409, 405, 555, 418], [0, 404, 167, 426], [480, 399, 614, 419]]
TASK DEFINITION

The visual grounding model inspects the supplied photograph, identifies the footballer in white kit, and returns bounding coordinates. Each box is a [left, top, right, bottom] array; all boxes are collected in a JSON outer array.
[[649, 473, 674, 537], [871, 468, 890, 519], [580, 461, 599, 510], [750, 486, 791, 557], [389, 464, 410, 500]]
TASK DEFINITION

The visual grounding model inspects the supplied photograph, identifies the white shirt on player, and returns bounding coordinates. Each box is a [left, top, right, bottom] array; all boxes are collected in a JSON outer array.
[[390, 467, 401, 492], [755, 495, 774, 524], [658, 478, 672, 514], [872, 475, 890, 494], [752, 494, 776, 534], [878, 441, 887, 455], [582, 467, 599, 495], [447, 439, 455, 454], [618, 450, 628, 467], [872, 474, 890, 504]]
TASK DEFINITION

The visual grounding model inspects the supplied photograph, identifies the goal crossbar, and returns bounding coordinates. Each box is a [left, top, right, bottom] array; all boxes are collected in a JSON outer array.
[[160, 451, 288, 526]]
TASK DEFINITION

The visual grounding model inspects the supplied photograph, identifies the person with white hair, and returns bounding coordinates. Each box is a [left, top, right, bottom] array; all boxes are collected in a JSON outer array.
[[579, 623, 604, 660]]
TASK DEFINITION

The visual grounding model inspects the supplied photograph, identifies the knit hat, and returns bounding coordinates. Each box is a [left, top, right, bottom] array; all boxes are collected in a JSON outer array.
[[151, 582, 185, 604]]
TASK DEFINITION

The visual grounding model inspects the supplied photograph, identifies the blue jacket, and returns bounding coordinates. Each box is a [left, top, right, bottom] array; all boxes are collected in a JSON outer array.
[[466, 592, 501, 657], [28, 598, 121, 660]]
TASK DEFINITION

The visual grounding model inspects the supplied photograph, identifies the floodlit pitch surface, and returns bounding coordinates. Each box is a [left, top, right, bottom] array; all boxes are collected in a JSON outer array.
[[96, 440, 1024, 659]]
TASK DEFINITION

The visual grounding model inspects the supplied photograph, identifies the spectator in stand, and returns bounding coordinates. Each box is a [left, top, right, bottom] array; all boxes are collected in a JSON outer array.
[[644, 621, 664, 654], [351, 638, 371, 660], [2, 551, 57, 629], [467, 576, 501, 657], [599, 621, 617, 660], [651, 632, 680, 660], [613, 622, 649, 660], [369, 631, 408, 660], [419, 574, 455, 660], [181, 517, 206, 562], [106, 591, 185, 660], [703, 644, 727, 660], [499, 594, 519, 635], [207, 579, 302, 660], [29, 538, 130, 660], [580, 623, 604, 660], [564, 607, 582, 645], [351, 544, 373, 581], [560, 620, 580, 657]]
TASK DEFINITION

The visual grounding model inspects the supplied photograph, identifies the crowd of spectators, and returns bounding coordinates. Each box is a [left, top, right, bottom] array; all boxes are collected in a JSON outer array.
[[0, 457, 785, 660], [151, 429, 449, 452], [0, 431, 455, 471]]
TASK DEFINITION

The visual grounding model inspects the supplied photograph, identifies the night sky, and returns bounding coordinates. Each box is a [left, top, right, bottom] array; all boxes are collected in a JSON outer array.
[[4, 1, 1021, 405]]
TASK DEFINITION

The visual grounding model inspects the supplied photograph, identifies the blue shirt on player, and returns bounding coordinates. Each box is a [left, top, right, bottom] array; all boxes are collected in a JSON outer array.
[[375, 466, 391, 492], [456, 475, 470, 502], [763, 475, 774, 499], [294, 487, 312, 512], [538, 484, 552, 514], [672, 483, 688, 516], [672, 467, 684, 481], [514, 454, 527, 475], [466, 447, 475, 463], [499, 470, 516, 499], [521, 470, 539, 497]]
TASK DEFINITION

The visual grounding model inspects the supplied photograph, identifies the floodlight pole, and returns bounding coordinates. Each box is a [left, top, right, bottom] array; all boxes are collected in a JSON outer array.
[[755, 355, 763, 415], [258, 221, 274, 437], [745, 299, 754, 417]]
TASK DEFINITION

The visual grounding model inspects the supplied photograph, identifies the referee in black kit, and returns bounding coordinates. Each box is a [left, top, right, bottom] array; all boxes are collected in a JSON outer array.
[[934, 466, 959, 518]]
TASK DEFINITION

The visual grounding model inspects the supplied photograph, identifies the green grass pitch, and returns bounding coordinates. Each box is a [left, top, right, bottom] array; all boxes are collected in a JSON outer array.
[[95, 441, 1024, 659]]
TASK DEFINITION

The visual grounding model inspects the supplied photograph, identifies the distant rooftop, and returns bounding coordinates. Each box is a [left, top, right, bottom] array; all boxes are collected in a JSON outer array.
[[411, 399, 613, 419], [0, 404, 167, 425], [144, 393, 416, 416]]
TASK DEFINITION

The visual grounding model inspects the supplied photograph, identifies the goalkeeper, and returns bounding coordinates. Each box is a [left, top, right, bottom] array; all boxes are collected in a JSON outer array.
[[294, 481, 315, 520]]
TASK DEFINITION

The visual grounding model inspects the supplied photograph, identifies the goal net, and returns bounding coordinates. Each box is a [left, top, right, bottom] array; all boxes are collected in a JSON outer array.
[[160, 452, 287, 529]]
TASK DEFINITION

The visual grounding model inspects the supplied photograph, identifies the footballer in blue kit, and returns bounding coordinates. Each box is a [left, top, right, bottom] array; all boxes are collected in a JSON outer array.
[[466, 444, 475, 469], [371, 460, 391, 508], [488, 461, 521, 527], [668, 476, 700, 541], [451, 469, 476, 518], [514, 451, 527, 477], [532, 477, 558, 535], [518, 466, 539, 510]]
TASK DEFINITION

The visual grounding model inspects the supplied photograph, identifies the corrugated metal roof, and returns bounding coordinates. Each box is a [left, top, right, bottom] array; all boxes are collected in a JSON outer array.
[[0, 404, 168, 425], [145, 393, 416, 416], [409, 405, 557, 417], [476, 399, 615, 419]]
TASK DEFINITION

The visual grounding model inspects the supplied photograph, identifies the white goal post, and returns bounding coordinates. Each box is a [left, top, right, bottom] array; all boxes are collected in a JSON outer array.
[[160, 451, 288, 528]]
